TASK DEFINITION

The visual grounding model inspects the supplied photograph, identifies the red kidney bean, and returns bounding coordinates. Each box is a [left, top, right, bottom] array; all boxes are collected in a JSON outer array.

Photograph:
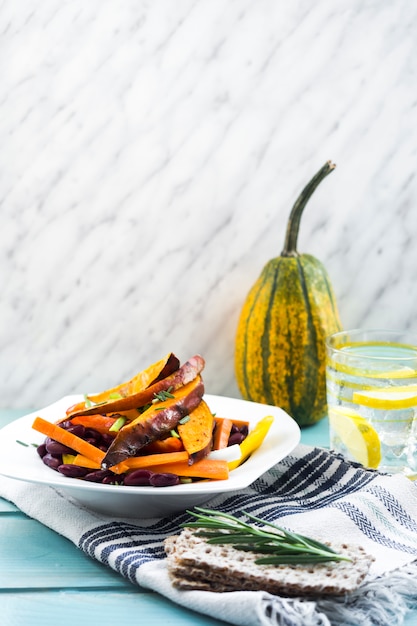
[[37, 443, 47, 458], [83, 470, 114, 483], [149, 473, 180, 487], [228, 432, 245, 446], [58, 464, 90, 478], [45, 439, 76, 456], [84, 437, 99, 446], [84, 428, 101, 439], [239, 425, 249, 438], [42, 453, 62, 470], [123, 470, 153, 486], [101, 433, 115, 448], [65, 424, 85, 437], [102, 474, 124, 485]]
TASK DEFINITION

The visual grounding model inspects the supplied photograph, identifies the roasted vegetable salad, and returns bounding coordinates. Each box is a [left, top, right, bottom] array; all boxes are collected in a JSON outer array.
[[32, 354, 274, 487]]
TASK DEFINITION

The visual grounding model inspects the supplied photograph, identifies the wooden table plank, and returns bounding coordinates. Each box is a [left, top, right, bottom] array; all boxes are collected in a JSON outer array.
[[1, 587, 417, 626], [0, 498, 20, 513], [1, 590, 230, 626], [0, 516, 134, 590], [299, 416, 329, 447]]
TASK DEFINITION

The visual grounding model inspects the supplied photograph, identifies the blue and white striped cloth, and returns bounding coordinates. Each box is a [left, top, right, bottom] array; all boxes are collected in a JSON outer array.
[[2, 444, 417, 626]]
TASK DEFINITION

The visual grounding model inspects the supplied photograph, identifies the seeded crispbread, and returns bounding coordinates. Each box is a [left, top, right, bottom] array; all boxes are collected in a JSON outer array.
[[164, 528, 374, 596]]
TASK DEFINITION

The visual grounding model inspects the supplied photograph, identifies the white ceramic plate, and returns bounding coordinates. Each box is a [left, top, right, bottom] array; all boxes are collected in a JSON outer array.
[[0, 394, 300, 518]]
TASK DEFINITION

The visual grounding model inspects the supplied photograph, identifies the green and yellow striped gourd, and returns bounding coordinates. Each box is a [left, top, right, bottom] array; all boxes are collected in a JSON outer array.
[[235, 161, 342, 426]]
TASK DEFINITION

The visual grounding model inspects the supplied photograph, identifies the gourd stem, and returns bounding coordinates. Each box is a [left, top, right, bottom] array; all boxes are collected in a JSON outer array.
[[281, 161, 336, 257]]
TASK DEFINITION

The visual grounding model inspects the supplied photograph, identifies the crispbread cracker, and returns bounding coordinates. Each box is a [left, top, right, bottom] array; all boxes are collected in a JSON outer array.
[[164, 528, 374, 596]]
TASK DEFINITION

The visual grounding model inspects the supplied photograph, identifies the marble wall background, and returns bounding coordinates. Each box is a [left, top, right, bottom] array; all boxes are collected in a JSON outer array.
[[2, 0, 417, 409]]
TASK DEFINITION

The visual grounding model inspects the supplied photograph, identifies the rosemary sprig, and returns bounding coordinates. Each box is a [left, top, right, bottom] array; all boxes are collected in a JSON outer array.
[[183, 508, 351, 565], [16, 439, 29, 447]]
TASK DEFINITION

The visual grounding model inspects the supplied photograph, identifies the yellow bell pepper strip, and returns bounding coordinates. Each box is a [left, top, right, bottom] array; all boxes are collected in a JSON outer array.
[[62, 454, 76, 465], [228, 415, 274, 470]]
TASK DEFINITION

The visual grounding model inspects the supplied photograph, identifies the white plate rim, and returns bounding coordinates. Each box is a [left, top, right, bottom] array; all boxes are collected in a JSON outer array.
[[0, 393, 300, 497]]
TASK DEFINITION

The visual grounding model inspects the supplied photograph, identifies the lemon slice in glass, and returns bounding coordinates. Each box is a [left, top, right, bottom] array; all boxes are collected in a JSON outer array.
[[369, 366, 417, 380], [329, 361, 417, 380], [328, 406, 381, 469], [353, 387, 417, 410]]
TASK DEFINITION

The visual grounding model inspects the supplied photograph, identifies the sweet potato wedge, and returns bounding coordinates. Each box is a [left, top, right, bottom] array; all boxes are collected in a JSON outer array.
[[86, 352, 180, 405], [67, 355, 205, 418], [101, 376, 205, 468], [178, 399, 214, 464]]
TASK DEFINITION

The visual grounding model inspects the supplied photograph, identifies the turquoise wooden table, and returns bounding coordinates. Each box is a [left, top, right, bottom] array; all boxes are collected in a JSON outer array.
[[1, 409, 416, 626]]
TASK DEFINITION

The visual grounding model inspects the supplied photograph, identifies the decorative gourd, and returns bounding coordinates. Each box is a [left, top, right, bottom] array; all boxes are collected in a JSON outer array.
[[235, 161, 342, 426]]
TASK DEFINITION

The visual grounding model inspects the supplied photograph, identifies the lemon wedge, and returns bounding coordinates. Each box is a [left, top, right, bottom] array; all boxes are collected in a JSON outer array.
[[353, 387, 417, 410], [328, 406, 381, 469]]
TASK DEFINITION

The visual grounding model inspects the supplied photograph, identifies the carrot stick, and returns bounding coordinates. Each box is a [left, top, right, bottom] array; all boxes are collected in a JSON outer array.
[[110, 462, 130, 475], [143, 437, 184, 454], [110, 450, 189, 474], [73, 454, 102, 469], [137, 458, 229, 480], [32, 417, 105, 466], [226, 418, 250, 429], [213, 417, 233, 450], [71, 415, 119, 435]]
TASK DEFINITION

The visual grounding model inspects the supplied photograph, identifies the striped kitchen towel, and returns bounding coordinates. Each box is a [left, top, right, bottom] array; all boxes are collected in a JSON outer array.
[[1, 443, 417, 626]]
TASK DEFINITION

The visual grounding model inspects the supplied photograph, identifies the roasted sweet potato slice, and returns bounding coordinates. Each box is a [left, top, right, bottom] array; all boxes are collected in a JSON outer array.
[[86, 352, 180, 405], [101, 375, 205, 468], [178, 400, 214, 464], [67, 355, 205, 418]]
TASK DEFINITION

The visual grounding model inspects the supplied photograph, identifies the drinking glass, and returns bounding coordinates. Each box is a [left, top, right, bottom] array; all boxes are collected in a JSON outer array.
[[325, 329, 417, 478]]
